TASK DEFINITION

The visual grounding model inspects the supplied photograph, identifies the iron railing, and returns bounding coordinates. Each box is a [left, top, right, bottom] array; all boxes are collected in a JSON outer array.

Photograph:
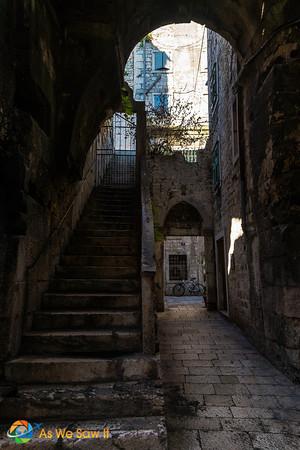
[[96, 113, 137, 186], [173, 148, 205, 163]]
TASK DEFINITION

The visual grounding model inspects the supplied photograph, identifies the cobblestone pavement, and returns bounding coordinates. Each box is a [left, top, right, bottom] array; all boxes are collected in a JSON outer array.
[[158, 300, 300, 450]]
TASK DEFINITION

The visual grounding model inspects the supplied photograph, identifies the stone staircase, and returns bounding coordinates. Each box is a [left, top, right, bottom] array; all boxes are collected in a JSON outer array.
[[2, 186, 166, 449]]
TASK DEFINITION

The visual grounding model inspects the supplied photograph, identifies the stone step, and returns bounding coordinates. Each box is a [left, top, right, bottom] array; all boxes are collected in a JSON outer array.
[[79, 221, 134, 230], [91, 194, 137, 205], [0, 380, 164, 420], [22, 329, 142, 354], [87, 204, 136, 213], [61, 255, 138, 267], [66, 245, 137, 256], [90, 197, 136, 204], [75, 229, 136, 238], [86, 208, 135, 215], [85, 214, 133, 221], [5, 354, 160, 383], [43, 293, 140, 310], [87, 201, 137, 209], [56, 265, 138, 279], [83, 212, 135, 219], [70, 234, 137, 246], [75, 229, 133, 237], [94, 189, 136, 195], [93, 191, 136, 197], [33, 310, 141, 330], [49, 278, 140, 293]]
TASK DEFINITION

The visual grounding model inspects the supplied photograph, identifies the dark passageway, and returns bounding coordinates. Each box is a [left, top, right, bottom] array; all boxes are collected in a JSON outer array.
[[0, 1, 299, 448]]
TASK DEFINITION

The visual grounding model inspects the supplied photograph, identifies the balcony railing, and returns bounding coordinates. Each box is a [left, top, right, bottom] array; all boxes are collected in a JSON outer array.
[[173, 148, 205, 163]]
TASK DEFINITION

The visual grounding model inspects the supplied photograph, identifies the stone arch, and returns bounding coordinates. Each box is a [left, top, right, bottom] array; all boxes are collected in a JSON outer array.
[[163, 201, 203, 236], [61, 0, 298, 174], [161, 196, 213, 235]]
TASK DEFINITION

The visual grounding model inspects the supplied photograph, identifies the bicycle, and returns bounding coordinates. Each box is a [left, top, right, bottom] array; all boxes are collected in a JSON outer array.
[[172, 278, 207, 307]]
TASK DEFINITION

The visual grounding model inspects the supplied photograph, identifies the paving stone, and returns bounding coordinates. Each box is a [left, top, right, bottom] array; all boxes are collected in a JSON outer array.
[[188, 367, 221, 375], [221, 418, 265, 432], [232, 395, 280, 408], [173, 354, 199, 360], [165, 431, 202, 450], [231, 407, 276, 419], [204, 395, 234, 406], [184, 360, 213, 367], [219, 367, 254, 376], [214, 383, 250, 395], [250, 432, 300, 449], [212, 360, 242, 367], [200, 431, 253, 450], [261, 419, 300, 435], [220, 375, 239, 383], [275, 396, 300, 409], [185, 384, 215, 394], [158, 302, 300, 450], [273, 408, 300, 421], [185, 375, 221, 384], [238, 376, 276, 384], [167, 416, 222, 431], [273, 375, 294, 385], [246, 384, 297, 396], [198, 354, 217, 360], [196, 406, 232, 418]]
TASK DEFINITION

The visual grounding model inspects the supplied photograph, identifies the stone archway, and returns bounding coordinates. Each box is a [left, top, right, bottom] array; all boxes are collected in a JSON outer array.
[[154, 201, 216, 311], [1, 0, 299, 377], [54, 0, 300, 175]]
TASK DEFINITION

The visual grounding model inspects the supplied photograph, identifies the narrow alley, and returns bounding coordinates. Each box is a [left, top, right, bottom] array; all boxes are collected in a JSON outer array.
[[1, 2, 299, 449], [159, 299, 300, 450]]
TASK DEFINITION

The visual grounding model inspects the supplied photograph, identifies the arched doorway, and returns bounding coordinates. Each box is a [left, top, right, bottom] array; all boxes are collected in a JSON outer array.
[[164, 202, 205, 299]]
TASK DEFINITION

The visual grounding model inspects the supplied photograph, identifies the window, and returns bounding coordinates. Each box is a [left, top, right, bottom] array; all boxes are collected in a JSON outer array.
[[169, 255, 188, 281], [232, 95, 239, 163], [153, 93, 169, 110], [209, 62, 218, 113], [153, 51, 170, 71], [212, 141, 221, 189]]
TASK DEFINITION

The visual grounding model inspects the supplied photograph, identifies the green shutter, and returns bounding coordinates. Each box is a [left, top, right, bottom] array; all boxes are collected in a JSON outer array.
[[212, 141, 221, 188]]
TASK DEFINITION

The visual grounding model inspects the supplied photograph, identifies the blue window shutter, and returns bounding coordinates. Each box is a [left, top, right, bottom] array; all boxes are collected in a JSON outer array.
[[153, 94, 168, 109], [154, 51, 168, 70], [154, 53, 161, 70], [154, 95, 160, 109]]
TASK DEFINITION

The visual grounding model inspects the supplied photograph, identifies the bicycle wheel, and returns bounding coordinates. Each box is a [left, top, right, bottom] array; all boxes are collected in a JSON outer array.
[[192, 283, 205, 296], [172, 283, 185, 296]]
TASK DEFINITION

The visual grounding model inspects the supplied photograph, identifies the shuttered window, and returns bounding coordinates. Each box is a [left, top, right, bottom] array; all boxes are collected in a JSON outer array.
[[212, 141, 221, 189], [153, 51, 169, 70], [169, 255, 188, 281]]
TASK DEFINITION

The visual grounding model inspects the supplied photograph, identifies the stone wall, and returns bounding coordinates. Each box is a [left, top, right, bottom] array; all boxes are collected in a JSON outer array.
[[207, 31, 251, 324], [243, 30, 300, 380], [0, 0, 299, 380], [125, 22, 208, 125], [148, 151, 216, 310], [207, 27, 300, 380], [164, 236, 205, 295], [0, 1, 98, 364]]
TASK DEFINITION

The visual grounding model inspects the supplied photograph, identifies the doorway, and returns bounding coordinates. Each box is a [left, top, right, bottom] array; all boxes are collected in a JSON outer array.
[[216, 237, 228, 312]]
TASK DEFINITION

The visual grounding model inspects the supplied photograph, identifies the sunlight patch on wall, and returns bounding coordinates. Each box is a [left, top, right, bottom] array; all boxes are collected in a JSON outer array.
[[228, 217, 243, 275]]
